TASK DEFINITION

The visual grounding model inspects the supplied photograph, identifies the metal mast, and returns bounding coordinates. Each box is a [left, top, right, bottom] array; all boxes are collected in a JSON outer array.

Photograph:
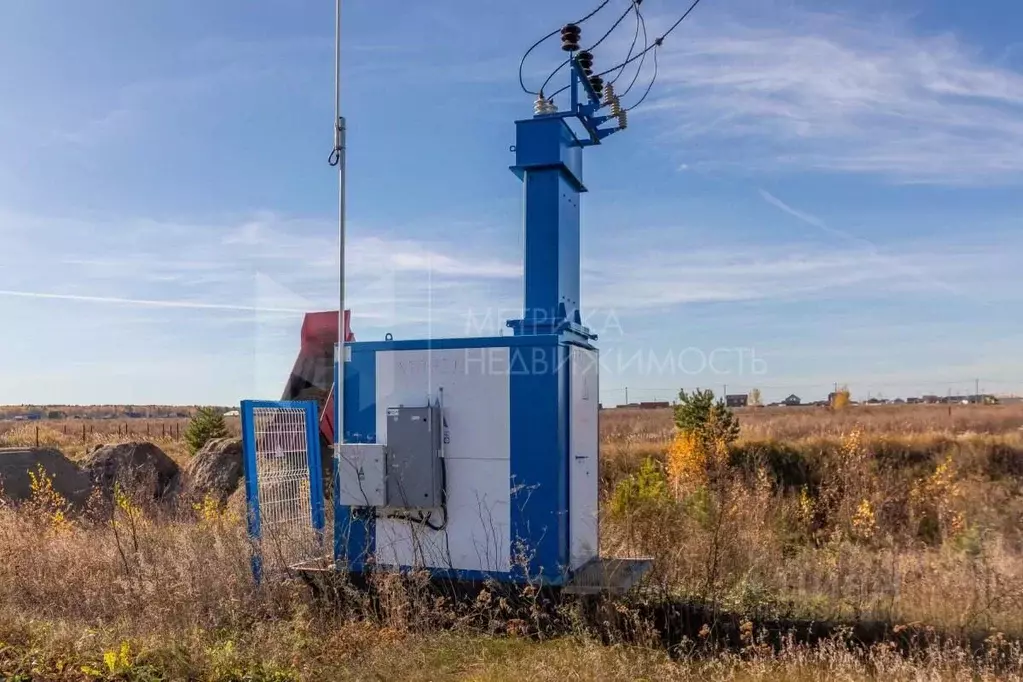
[[332, 0, 347, 450]]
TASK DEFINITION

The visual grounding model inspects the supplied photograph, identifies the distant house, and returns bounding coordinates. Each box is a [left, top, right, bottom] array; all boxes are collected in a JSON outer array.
[[725, 394, 748, 408], [922, 395, 941, 404], [782, 394, 801, 406], [223, 410, 241, 418], [638, 401, 670, 410]]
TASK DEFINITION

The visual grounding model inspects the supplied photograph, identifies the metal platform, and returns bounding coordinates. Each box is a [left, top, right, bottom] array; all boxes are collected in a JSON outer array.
[[290, 556, 653, 597], [562, 557, 653, 596], [290, 555, 336, 574]]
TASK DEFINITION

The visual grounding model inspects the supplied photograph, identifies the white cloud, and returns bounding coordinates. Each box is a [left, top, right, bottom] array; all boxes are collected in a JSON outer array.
[[3, 205, 1016, 347], [641, 7, 1023, 184], [581, 236, 1009, 311], [0, 209, 522, 337]]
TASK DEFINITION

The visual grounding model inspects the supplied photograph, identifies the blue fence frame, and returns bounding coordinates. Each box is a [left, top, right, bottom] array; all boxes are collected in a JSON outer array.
[[240, 399, 325, 583]]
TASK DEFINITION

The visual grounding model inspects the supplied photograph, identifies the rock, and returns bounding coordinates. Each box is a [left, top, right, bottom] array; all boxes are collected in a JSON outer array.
[[185, 437, 244, 504], [0, 447, 92, 508], [81, 442, 180, 501]]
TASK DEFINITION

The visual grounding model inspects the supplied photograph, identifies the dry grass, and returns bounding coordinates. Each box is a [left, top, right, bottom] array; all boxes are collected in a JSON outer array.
[[0, 405, 228, 420], [0, 499, 1020, 681], [600, 403, 1023, 640], [0, 422, 196, 463], [4, 619, 1023, 681], [0, 419, 242, 464], [2, 403, 1023, 678], [603, 402, 1023, 442]]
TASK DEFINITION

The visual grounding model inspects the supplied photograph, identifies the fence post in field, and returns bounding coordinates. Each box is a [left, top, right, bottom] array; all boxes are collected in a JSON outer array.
[[82, 423, 86, 442], [35, 425, 39, 447]]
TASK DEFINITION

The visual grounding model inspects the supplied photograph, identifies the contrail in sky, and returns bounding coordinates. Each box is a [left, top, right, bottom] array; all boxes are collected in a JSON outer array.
[[0, 289, 307, 314]]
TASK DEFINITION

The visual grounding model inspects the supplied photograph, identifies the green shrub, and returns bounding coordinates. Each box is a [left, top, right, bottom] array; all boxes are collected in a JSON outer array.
[[673, 388, 739, 447], [184, 406, 229, 456], [609, 457, 671, 519]]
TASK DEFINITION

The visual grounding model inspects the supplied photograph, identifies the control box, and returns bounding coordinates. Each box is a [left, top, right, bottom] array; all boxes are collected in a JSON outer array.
[[385, 406, 443, 508]]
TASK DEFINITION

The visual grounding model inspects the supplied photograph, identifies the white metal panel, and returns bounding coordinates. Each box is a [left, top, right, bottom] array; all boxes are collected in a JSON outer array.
[[569, 345, 599, 569], [337, 443, 385, 507], [375, 348, 510, 461], [373, 347, 512, 572], [375, 458, 511, 572]]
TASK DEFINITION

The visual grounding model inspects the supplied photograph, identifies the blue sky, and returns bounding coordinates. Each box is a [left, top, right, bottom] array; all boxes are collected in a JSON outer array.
[[1, 0, 1021, 406]]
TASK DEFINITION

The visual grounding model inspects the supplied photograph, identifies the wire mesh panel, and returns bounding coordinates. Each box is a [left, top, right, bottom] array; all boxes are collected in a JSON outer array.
[[241, 400, 326, 580]]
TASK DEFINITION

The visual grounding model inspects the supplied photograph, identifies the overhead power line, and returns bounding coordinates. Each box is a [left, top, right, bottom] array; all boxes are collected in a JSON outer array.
[[518, 0, 614, 95], [625, 43, 657, 111], [547, 0, 706, 107], [606, 1, 645, 87], [537, 1, 641, 99], [615, 7, 649, 98]]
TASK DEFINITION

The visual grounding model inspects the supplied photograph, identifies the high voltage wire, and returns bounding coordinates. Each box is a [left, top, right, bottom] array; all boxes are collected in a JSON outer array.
[[537, 1, 640, 99], [546, 0, 706, 105], [517, 0, 613, 96], [606, 1, 645, 87], [625, 45, 657, 111], [616, 8, 649, 98]]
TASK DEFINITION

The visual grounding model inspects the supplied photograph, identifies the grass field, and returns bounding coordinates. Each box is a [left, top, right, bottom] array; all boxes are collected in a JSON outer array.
[[2, 402, 1023, 679]]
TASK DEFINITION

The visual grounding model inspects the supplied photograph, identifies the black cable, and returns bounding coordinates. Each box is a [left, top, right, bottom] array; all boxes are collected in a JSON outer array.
[[607, 1, 643, 86], [518, 0, 614, 95], [657, 0, 705, 46], [618, 9, 648, 98], [537, 0, 639, 99], [548, 0, 705, 100], [518, 28, 561, 96], [625, 43, 658, 111]]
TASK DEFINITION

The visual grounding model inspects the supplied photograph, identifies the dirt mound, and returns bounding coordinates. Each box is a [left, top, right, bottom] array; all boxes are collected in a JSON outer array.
[[0, 447, 92, 508], [82, 442, 180, 501], [185, 437, 244, 504]]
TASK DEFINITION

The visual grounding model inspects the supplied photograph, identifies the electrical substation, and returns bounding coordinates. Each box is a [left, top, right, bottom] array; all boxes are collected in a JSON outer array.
[[241, 0, 703, 595]]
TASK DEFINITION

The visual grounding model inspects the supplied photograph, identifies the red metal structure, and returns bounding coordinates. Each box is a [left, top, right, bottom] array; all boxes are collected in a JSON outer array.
[[281, 310, 353, 446]]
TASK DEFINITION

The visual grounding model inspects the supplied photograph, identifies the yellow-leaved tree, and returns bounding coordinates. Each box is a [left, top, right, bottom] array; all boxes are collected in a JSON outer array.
[[666, 389, 739, 495], [831, 385, 851, 410]]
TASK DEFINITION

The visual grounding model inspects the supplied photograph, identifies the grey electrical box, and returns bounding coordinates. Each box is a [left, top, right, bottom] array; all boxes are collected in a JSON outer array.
[[385, 406, 443, 508]]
